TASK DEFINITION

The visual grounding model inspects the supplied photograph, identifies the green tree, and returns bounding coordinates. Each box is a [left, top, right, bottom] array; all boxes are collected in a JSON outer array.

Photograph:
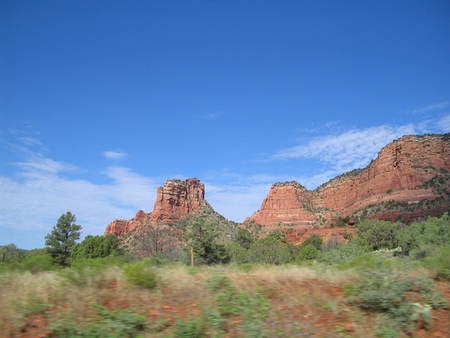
[[397, 213, 450, 256], [71, 234, 123, 260], [186, 216, 230, 265], [45, 212, 81, 266], [0, 243, 25, 264], [302, 235, 323, 251], [356, 219, 401, 250], [296, 244, 319, 262], [234, 228, 255, 249], [248, 236, 295, 264]]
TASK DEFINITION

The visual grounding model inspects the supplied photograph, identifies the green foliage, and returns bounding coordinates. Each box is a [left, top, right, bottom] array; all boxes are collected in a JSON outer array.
[[50, 304, 146, 337], [0, 244, 25, 263], [71, 235, 123, 260], [397, 213, 450, 255], [173, 317, 205, 338], [234, 228, 255, 249], [356, 219, 401, 250], [226, 243, 250, 264], [421, 245, 450, 280], [302, 235, 323, 250], [296, 244, 319, 263], [19, 252, 54, 273], [239, 291, 270, 337], [186, 216, 231, 265], [207, 275, 233, 292], [318, 240, 369, 265], [45, 212, 81, 267], [15, 295, 50, 318], [247, 236, 294, 264], [208, 276, 270, 337], [336, 253, 393, 270], [124, 259, 158, 289], [346, 269, 447, 331]]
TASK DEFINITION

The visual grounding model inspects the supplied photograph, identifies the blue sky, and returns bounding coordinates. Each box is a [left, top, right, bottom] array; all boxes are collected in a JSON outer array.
[[1, 0, 449, 249]]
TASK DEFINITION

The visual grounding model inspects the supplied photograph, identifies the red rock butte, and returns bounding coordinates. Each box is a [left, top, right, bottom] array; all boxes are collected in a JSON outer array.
[[247, 134, 450, 226], [105, 178, 207, 236]]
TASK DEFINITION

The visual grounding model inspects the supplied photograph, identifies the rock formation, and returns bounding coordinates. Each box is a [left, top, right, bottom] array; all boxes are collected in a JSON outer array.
[[247, 134, 450, 226], [104, 178, 208, 236]]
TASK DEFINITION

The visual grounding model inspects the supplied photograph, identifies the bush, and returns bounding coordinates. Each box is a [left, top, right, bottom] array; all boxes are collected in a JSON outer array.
[[248, 236, 295, 265], [302, 235, 322, 250], [397, 213, 450, 256], [318, 240, 369, 265], [296, 244, 319, 263], [227, 243, 250, 264], [173, 317, 205, 338], [124, 259, 158, 289], [19, 253, 55, 273], [234, 228, 255, 249], [356, 219, 401, 250], [421, 246, 450, 280], [336, 253, 393, 271], [50, 304, 146, 337], [346, 269, 447, 331], [71, 235, 124, 260], [186, 217, 231, 265]]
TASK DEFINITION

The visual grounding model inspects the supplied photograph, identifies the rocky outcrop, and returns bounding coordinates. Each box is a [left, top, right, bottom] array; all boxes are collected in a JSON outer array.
[[247, 134, 450, 226], [104, 178, 207, 236], [150, 178, 206, 223], [248, 182, 319, 226]]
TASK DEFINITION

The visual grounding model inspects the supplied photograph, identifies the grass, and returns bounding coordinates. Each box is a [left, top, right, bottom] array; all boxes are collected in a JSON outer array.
[[0, 261, 449, 337]]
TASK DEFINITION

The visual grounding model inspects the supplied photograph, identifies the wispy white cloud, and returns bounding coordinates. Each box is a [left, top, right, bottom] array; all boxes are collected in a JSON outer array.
[[206, 182, 270, 222], [438, 114, 450, 132], [273, 124, 421, 172], [103, 150, 127, 160], [0, 137, 157, 248], [412, 101, 449, 113]]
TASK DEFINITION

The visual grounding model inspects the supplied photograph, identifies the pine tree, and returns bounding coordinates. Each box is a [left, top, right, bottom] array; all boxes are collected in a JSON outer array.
[[45, 212, 81, 266]]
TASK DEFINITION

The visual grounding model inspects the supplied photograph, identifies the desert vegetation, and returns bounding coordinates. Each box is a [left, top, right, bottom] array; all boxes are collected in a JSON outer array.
[[0, 213, 449, 337]]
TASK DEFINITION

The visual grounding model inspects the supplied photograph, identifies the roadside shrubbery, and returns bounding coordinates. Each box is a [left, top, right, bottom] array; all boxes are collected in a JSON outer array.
[[123, 259, 158, 289], [346, 269, 448, 333]]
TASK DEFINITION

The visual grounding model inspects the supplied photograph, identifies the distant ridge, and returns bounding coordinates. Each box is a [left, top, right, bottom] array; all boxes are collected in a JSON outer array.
[[247, 134, 450, 226]]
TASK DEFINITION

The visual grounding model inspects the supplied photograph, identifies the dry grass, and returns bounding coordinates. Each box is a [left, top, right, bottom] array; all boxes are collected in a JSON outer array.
[[0, 264, 448, 338]]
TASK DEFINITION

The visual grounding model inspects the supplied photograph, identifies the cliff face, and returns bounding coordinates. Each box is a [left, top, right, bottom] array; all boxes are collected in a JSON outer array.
[[104, 178, 207, 236], [150, 178, 206, 223], [247, 134, 450, 226], [248, 182, 318, 226]]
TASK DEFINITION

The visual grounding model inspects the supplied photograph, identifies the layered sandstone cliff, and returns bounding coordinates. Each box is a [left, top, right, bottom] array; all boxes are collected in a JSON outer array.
[[104, 178, 208, 236], [248, 134, 450, 226]]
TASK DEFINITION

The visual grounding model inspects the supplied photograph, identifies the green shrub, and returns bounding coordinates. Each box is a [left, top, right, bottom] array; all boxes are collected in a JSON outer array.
[[0, 244, 26, 263], [421, 245, 450, 280], [71, 256, 127, 270], [302, 235, 322, 251], [227, 243, 250, 264], [347, 269, 447, 331], [50, 304, 146, 337], [239, 291, 270, 337], [173, 317, 205, 338], [296, 244, 319, 263], [19, 253, 54, 273], [207, 275, 233, 292], [395, 213, 449, 256], [336, 253, 393, 270], [318, 240, 369, 265], [356, 219, 401, 250], [234, 228, 255, 249], [71, 235, 124, 260], [248, 236, 295, 264], [124, 260, 158, 289]]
